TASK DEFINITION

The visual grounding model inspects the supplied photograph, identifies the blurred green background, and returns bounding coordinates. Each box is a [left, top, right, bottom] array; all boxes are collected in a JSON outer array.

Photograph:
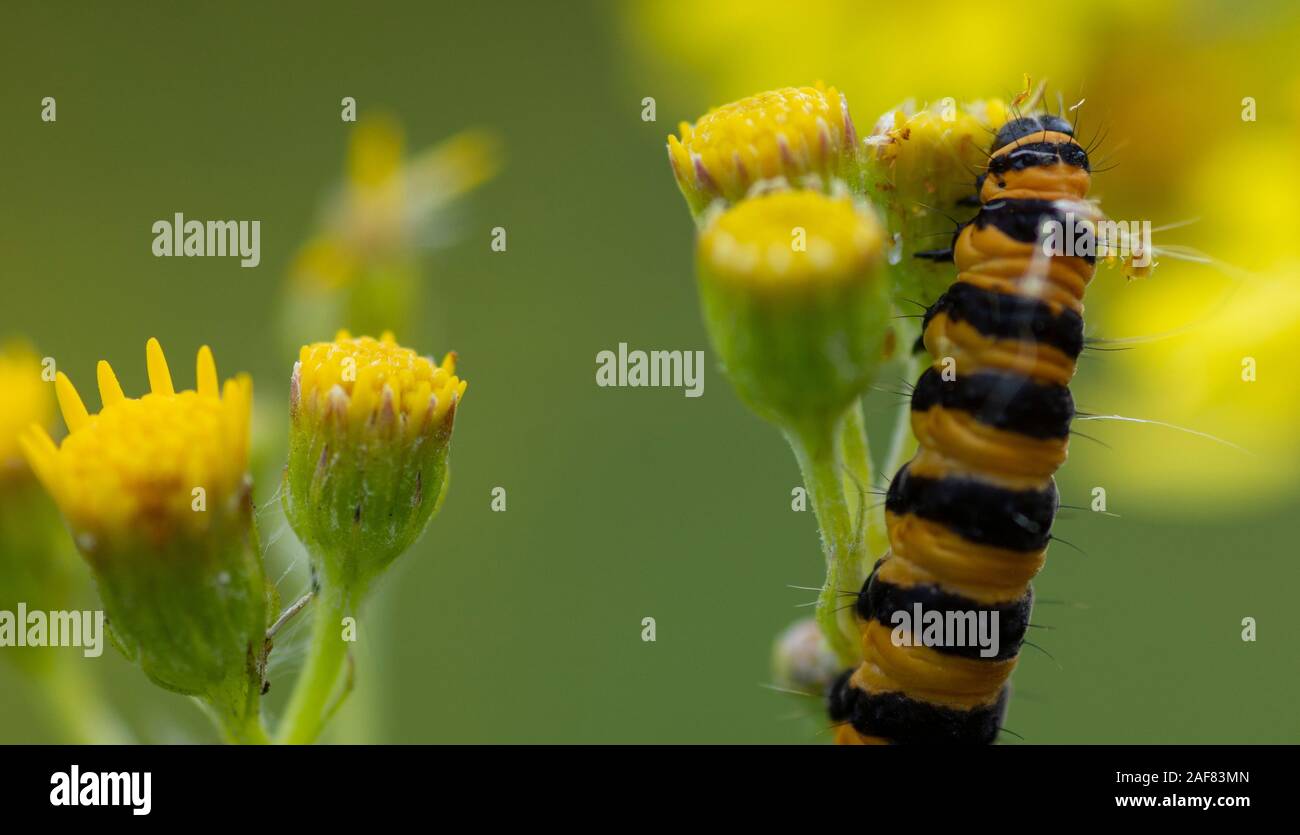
[[1, 0, 1297, 743]]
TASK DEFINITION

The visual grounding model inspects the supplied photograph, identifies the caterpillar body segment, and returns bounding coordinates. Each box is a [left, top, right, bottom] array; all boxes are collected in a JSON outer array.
[[831, 113, 1098, 744]]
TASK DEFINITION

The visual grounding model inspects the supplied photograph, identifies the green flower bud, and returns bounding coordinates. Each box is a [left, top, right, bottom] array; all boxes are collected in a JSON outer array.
[[695, 190, 891, 430], [19, 339, 267, 741], [283, 330, 465, 600]]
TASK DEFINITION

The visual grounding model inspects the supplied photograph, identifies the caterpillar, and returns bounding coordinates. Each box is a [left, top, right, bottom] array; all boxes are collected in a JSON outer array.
[[828, 112, 1096, 744]]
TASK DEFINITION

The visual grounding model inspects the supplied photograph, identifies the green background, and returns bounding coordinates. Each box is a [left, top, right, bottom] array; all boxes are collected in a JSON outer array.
[[1, 1, 1295, 743]]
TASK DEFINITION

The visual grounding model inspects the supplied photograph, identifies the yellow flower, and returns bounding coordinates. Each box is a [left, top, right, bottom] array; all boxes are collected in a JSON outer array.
[[0, 342, 54, 481], [293, 329, 466, 433], [285, 331, 466, 597], [862, 96, 1012, 305], [18, 339, 266, 730], [695, 190, 889, 426], [278, 331, 467, 743], [699, 189, 883, 294], [668, 84, 860, 219], [20, 338, 252, 543], [863, 96, 1009, 204], [291, 115, 500, 292]]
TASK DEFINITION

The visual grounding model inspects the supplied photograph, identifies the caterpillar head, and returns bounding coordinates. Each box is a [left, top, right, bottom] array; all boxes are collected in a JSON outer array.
[[978, 112, 1091, 205], [992, 113, 1076, 151]]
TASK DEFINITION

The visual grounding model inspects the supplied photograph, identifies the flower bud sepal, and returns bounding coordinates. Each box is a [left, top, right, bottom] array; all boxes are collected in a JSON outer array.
[[81, 477, 268, 743], [696, 268, 890, 431]]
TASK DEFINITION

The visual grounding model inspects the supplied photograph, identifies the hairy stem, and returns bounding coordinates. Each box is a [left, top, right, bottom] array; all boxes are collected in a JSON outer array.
[[868, 352, 922, 558], [218, 704, 271, 745], [837, 400, 873, 523], [275, 580, 351, 744], [787, 415, 867, 667]]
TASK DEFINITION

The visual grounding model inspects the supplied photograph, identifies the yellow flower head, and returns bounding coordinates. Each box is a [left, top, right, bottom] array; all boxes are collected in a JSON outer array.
[[694, 191, 891, 426], [699, 190, 884, 295], [864, 96, 1009, 185], [292, 330, 466, 437], [861, 95, 1014, 305], [0, 342, 54, 481], [285, 331, 466, 596], [16, 339, 264, 718], [19, 338, 252, 542], [668, 84, 860, 219]]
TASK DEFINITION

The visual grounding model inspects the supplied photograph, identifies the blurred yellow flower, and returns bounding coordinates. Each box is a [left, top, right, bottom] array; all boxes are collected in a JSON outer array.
[[291, 116, 500, 291], [0, 340, 78, 668], [1074, 266, 1300, 508], [1074, 132, 1300, 509], [0, 342, 53, 481], [626, 0, 1168, 117], [284, 114, 500, 346]]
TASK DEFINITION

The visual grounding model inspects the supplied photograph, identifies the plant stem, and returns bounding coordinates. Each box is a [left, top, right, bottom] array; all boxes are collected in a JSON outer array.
[[837, 400, 873, 523], [786, 415, 866, 667], [868, 352, 922, 558], [275, 580, 351, 744], [218, 705, 271, 745]]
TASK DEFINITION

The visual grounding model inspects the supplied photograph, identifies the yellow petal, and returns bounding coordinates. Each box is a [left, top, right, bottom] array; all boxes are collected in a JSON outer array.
[[349, 115, 404, 188], [18, 425, 60, 494], [55, 371, 90, 432], [197, 345, 218, 398], [97, 360, 125, 408], [146, 337, 174, 396], [350, 364, 378, 420]]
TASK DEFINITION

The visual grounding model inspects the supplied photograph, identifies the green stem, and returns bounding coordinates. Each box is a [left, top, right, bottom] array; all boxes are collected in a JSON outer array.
[[217, 704, 271, 745], [837, 400, 873, 524], [786, 415, 866, 667], [882, 351, 923, 475], [867, 352, 922, 558], [275, 580, 351, 744], [196, 660, 271, 744]]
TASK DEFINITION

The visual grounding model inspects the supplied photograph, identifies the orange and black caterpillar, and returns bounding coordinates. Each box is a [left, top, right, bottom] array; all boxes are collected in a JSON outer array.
[[828, 113, 1095, 744]]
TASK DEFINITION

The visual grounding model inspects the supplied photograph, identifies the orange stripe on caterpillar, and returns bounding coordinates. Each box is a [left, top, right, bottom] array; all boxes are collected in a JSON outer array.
[[835, 109, 1098, 744]]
